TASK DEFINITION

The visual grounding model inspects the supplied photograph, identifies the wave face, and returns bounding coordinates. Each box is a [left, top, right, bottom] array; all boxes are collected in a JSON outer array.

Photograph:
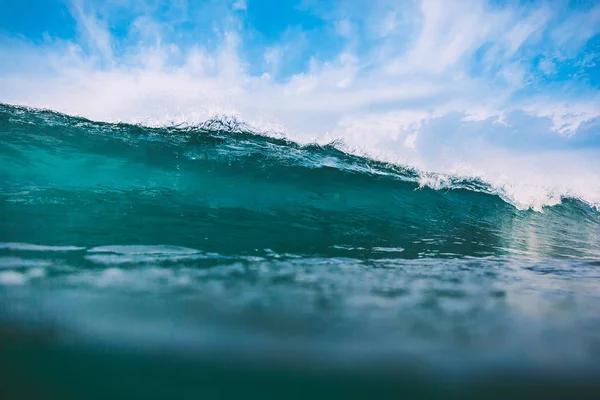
[[1, 103, 600, 396]]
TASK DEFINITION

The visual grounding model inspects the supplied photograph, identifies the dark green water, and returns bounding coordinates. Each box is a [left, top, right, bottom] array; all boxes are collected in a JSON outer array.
[[1, 103, 600, 398]]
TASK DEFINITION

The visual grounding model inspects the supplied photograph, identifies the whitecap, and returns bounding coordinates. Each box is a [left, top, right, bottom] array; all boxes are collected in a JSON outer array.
[[372, 247, 405, 253], [0, 257, 52, 269], [0, 271, 27, 285], [87, 245, 200, 255], [0, 242, 85, 252]]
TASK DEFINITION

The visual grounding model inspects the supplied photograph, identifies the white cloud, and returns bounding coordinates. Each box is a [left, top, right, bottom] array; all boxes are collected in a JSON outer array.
[[383, 0, 499, 75], [334, 19, 353, 38], [377, 11, 398, 38], [264, 47, 282, 76], [551, 4, 600, 55], [503, 7, 550, 57], [538, 57, 556, 75], [70, 0, 115, 64], [232, 0, 247, 12]]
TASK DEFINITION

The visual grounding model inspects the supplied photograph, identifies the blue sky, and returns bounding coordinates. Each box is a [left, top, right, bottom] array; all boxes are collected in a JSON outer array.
[[1, 0, 600, 208]]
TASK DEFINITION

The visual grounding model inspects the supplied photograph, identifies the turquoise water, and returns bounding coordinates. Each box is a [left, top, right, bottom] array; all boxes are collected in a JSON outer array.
[[1, 103, 600, 398]]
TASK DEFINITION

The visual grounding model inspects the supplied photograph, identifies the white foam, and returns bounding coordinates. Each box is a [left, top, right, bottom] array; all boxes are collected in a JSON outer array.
[[408, 157, 600, 212], [494, 183, 564, 212], [418, 174, 453, 191], [0, 266, 47, 285], [0, 257, 52, 269], [372, 247, 405, 253], [87, 245, 200, 255], [85, 253, 206, 265], [84, 245, 209, 266], [332, 245, 367, 251], [0, 271, 27, 285], [95, 268, 125, 287], [27, 267, 46, 278], [71, 267, 195, 290], [0, 242, 85, 252]]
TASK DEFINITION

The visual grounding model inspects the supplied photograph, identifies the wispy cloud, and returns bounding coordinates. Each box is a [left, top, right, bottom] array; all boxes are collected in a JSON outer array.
[[69, 0, 115, 64]]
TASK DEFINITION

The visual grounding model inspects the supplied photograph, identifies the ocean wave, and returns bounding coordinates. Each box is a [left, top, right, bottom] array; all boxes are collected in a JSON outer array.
[[3, 103, 597, 211], [2, 103, 600, 260]]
